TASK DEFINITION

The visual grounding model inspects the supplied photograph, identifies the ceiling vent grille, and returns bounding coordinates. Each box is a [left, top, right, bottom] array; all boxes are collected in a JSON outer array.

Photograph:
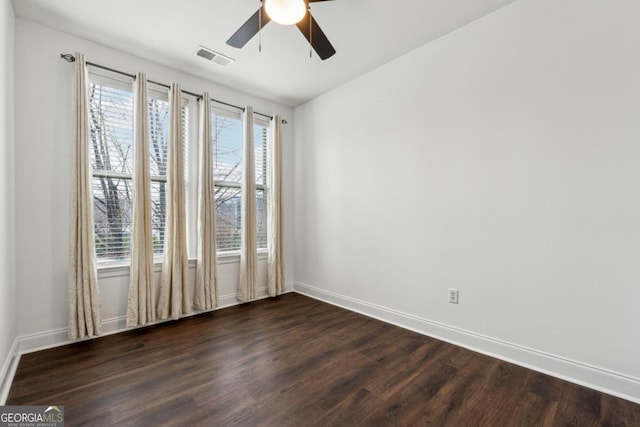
[[195, 46, 234, 67]]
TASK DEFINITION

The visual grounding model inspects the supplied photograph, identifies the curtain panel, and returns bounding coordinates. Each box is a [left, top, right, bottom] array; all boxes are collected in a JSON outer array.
[[267, 115, 285, 297], [238, 106, 258, 301], [68, 51, 102, 339], [194, 94, 218, 310], [158, 83, 190, 320], [127, 72, 156, 327]]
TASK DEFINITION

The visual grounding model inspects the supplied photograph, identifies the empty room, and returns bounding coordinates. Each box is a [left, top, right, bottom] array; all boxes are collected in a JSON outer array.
[[1, 0, 639, 425]]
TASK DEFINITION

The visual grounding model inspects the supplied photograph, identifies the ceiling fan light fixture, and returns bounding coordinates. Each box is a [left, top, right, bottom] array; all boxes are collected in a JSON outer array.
[[264, 0, 306, 26]]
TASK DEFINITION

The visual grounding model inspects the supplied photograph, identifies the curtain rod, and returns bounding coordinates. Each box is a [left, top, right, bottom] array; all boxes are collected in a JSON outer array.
[[60, 53, 287, 124]]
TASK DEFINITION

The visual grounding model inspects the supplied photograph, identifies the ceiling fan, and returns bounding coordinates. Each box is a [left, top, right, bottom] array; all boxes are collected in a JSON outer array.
[[226, 0, 337, 60]]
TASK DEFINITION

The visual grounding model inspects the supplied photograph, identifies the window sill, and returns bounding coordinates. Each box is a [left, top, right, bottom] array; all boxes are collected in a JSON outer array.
[[97, 251, 267, 278]]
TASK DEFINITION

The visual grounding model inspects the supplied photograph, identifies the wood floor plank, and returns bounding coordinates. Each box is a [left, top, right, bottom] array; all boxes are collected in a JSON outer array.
[[7, 293, 640, 426]]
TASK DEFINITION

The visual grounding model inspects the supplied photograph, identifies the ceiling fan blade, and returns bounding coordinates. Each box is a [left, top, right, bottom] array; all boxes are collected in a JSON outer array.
[[296, 13, 336, 60], [227, 7, 271, 48]]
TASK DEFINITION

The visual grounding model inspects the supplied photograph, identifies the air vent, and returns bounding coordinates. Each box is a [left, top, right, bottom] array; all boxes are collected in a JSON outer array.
[[195, 45, 234, 67]]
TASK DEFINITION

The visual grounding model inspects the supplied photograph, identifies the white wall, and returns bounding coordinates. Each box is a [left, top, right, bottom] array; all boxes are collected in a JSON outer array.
[[14, 19, 294, 347], [0, 0, 17, 403], [294, 0, 640, 401]]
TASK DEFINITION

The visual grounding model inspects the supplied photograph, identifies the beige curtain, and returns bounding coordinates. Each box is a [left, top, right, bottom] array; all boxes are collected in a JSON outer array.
[[238, 106, 257, 301], [267, 116, 284, 296], [68, 52, 102, 340], [158, 83, 190, 319], [194, 94, 218, 310], [126, 72, 156, 327]]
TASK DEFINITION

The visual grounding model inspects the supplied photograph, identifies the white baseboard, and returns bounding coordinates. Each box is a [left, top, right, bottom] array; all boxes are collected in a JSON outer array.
[[294, 281, 640, 405], [16, 284, 296, 356], [0, 337, 19, 405]]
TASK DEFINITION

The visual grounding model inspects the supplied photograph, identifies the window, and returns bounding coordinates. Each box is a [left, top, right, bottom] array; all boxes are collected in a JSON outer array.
[[211, 108, 269, 253], [89, 78, 134, 262], [89, 72, 189, 264], [255, 121, 269, 249]]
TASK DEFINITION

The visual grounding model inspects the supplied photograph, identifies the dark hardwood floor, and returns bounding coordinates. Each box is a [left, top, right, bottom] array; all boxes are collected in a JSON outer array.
[[7, 293, 640, 426]]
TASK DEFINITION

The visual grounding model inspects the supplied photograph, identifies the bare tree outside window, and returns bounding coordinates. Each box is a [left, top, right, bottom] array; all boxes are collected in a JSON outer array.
[[89, 82, 133, 261], [212, 114, 243, 251]]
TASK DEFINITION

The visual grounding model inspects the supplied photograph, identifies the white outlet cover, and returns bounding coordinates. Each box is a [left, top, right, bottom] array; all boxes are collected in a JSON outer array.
[[448, 288, 459, 304]]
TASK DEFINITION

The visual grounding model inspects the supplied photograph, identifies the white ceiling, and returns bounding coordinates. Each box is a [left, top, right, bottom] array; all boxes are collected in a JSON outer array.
[[12, 0, 518, 107]]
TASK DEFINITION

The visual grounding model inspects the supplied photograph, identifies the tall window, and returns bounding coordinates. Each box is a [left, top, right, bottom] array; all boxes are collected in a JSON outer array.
[[255, 121, 269, 249], [89, 77, 133, 262], [211, 108, 269, 252], [89, 72, 189, 264]]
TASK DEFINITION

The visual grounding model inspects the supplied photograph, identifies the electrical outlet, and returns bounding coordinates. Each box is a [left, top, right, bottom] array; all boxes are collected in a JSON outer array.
[[448, 288, 459, 304]]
